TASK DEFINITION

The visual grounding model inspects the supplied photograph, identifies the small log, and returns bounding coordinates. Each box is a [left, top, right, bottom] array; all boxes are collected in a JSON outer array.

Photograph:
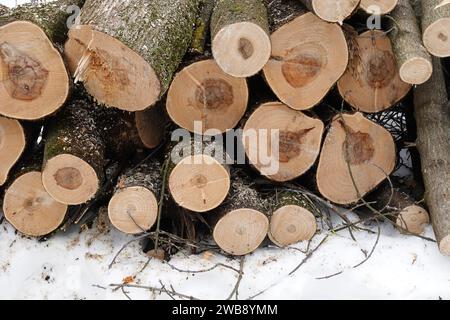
[[108, 160, 162, 234], [0, 117, 26, 185], [337, 29, 411, 113], [190, 0, 215, 55], [242, 102, 324, 182], [3, 150, 68, 237], [166, 59, 249, 134], [211, 170, 270, 255], [360, 0, 398, 14], [414, 57, 450, 255], [421, 0, 450, 57], [299, 0, 360, 24], [317, 112, 396, 204], [210, 0, 271, 77], [388, 0, 433, 85], [263, 0, 349, 110], [268, 191, 317, 247], [169, 139, 231, 212], [42, 98, 106, 205], [64, 0, 199, 111]]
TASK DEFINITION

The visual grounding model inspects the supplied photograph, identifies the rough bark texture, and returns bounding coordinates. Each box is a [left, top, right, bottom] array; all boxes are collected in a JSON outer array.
[[414, 57, 450, 254], [211, 0, 270, 37], [0, 0, 85, 44], [267, 0, 307, 32], [115, 160, 162, 198], [422, 0, 450, 31], [190, 0, 215, 54], [388, 0, 432, 80], [43, 98, 106, 182], [271, 190, 318, 214], [79, 0, 200, 96]]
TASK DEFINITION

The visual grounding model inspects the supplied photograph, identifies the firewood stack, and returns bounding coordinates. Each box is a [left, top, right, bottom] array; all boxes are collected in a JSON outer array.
[[0, 0, 448, 257]]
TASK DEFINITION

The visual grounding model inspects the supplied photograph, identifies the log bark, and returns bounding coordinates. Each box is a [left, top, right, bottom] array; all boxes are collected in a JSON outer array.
[[166, 59, 249, 135], [64, 0, 200, 111], [414, 57, 450, 256], [268, 191, 318, 247], [210, 0, 271, 77], [108, 160, 162, 234], [317, 112, 397, 204], [242, 102, 324, 182], [337, 29, 411, 113], [190, 0, 215, 55], [421, 0, 450, 57], [210, 169, 270, 255], [299, 0, 360, 23], [388, 0, 433, 84], [42, 97, 106, 205], [359, 0, 398, 14], [263, 0, 348, 110]]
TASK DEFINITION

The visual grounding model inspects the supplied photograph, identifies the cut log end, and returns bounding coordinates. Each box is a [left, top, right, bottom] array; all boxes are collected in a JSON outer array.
[[169, 154, 230, 212], [317, 112, 396, 204], [269, 205, 317, 247], [213, 208, 269, 256], [399, 57, 433, 85], [0, 117, 25, 185], [311, 0, 359, 23], [42, 154, 99, 205], [360, 0, 399, 14], [263, 12, 348, 110], [395, 205, 430, 235], [108, 186, 158, 234], [212, 22, 271, 77], [439, 236, 450, 257], [243, 102, 324, 182], [0, 21, 68, 119], [3, 171, 68, 237], [166, 59, 248, 134], [65, 25, 161, 111], [423, 18, 450, 58]]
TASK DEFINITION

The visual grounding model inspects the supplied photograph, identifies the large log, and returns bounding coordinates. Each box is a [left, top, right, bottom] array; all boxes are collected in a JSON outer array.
[[210, 0, 271, 77], [337, 29, 411, 113], [317, 112, 397, 204], [42, 98, 106, 205], [299, 0, 360, 24], [64, 0, 200, 112], [421, 0, 450, 57], [414, 57, 450, 256], [388, 0, 433, 85], [242, 102, 324, 182], [263, 0, 348, 110], [166, 59, 249, 134]]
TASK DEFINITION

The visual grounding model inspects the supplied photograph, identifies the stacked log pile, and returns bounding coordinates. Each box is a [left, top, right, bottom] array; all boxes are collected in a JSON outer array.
[[0, 0, 449, 257]]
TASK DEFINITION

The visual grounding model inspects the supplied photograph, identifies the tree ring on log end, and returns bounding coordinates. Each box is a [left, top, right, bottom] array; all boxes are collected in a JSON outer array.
[[365, 51, 396, 88], [269, 205, 317, 247], [0, 116, 25, 185], [423, 18, 450, 57], [212, 22, 271, 77], [399, 57, 433, 85], [167, 59, 248, 135], [3, 171, 68, 237], [108, 186, 158, 234], [65, 25, 160, 111], [42, 154, 99, 205], [395, 205, 429, 235], [0, 21, 69, 119], [169, 154, 230, 212], [213, 209, 269, 256], [311, 0, 360, 23], [439, 235, 450, 257], [340, 121, 375, 165], [360, 0, 398, 14]]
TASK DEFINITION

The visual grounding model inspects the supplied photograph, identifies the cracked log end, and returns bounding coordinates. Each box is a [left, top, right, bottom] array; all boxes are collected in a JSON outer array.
[[360, 0, 399, 14], [396, 205, 430, 235], [212, 22, 271, 77], [269, 205, 317, 247], [64, 25, 161, 111], [169, 154, 230, 213], [0, 21, 68, 120], [0, 116, 25, 186], [166, 59, 248, 135], [108, 186, 158, 234], [338, 30, 411, 113], [242, 102, 324, 182], [310, 0, 359, 23], [213, 208, 269, 256], [263, 13, 348, 110], [317, 112, 396, 204], [42, 154, 99, 205], [423, 17, 450, 58], [3, 171, 68, 237]]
